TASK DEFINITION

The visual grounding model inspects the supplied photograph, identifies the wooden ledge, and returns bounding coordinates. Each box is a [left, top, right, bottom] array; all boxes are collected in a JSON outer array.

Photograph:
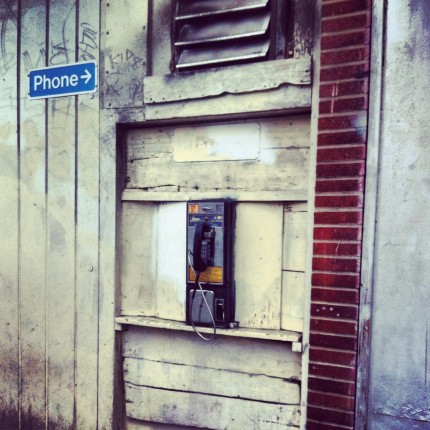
[[115, 315, 302, 344], [143, 58, 312, 104]]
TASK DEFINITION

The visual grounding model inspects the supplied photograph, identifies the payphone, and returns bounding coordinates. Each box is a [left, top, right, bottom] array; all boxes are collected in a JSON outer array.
[[186, 200, 235, 335]]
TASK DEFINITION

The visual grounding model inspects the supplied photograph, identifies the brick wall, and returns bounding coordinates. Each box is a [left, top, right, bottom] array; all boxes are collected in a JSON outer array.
[[307, 1, 372, 429]]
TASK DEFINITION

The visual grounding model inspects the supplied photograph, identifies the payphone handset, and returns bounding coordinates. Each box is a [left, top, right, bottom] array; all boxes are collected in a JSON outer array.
[[192, 221, 215, 273], [186, 200, 235, 337]]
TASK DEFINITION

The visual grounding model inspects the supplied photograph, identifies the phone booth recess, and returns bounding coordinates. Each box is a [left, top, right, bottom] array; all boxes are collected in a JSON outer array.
[[186, 200, 235, 328]]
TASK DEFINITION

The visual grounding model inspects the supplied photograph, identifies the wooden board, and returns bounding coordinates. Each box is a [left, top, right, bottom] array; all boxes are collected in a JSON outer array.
[[123, 327, 301, 381], [293, 0, 315, 58], [75, 0, 100, 426], [283, 203, 308, 271], [126, 418, 191, 430], [126, 386, 300, 429], [103, 0, 148, 108], [154, 203, 187, 321], [281, 203, 307, 332], [281, 271, 306, 333], [126, 116, 310, 197], [1, 1, 103, 428], [120, 202, 187, 321], [98, 117, 118, 424], [145, 84, 311, 121], [116, 315, 301, 342], [144, 57, 311, 104], [172, 122, 261, 162], [120, 202, 158, 315], [122, 189, 308, 202], [0, 2, 19, 428], [46, 2, 77, 426], [234, 203, 284, 329], [19, 1, 48, 427], [124, 357, 300, 404], [149, 0, 172, 76], [122, 327, 301, 429], [128, 149, 308, 192]]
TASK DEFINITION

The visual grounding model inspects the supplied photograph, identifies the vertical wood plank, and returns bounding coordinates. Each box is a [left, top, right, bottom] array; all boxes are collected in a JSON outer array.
[[293, 0, 315, 58], [281, 203, 307, 332], [155, 202, 186, 321], [0, 1, 19, 428], [98, 117, 119, 430], [234, 203, 283, 329], [282, 203, 308, 271], [281, 271, 306, 332], [150, 0, 173, 76], [19, 0, 48, 428], [120, 202, 158, 316], [46, 1, 77, 427], [103, 0, 148, 108], [75, 0, 100, 427], [99, 2, 120, 423]]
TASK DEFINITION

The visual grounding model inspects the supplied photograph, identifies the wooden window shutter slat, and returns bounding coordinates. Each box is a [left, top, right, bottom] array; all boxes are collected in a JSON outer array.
[[173, 0, 282, 71]]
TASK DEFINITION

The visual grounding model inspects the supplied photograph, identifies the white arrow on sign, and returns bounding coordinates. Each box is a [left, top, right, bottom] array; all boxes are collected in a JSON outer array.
[[29, 61, 97, 100], [80, 69, 92, 85]]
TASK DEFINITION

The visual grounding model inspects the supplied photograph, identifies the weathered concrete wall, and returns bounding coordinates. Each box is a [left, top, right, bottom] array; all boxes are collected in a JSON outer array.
[[367, 1, 430, 428]]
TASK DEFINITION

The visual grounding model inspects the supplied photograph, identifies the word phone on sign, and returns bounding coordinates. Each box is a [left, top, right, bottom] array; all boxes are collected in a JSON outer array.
[[28, 61, 97, 99]]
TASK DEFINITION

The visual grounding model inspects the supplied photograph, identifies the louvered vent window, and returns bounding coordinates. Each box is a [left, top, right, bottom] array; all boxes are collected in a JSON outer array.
[[173, 0, 288, 71]]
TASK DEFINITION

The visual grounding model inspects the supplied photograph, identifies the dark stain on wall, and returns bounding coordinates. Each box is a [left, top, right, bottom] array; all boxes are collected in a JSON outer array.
[[409, 0, 430, 29]]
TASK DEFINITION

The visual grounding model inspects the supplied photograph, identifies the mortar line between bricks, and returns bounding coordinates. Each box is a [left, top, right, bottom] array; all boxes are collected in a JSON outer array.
[[309, 358, 355, 368], [316, 186, 365, 191], [310, 327, 357, 336], [322, 10, 370, 19], [315, 196, 363, 199], [319, 112, 368, 119], [315, 190, 364, 195], [317, 143, 367, 148], [308, 374, 358, 384], [307, 403, 355, 414], [320, 59, 369, 68], [311, 288, 360, 294], [318, 109, 368, 114], [312, 300, 359, 308], [314, 225, 362, 229], [318, 111, 368, 118], [313, 255, 361, 259], [319, 97, 368, 104], [311, 315, 358, 323], [316, 160, 365, 164], [322, 11, 370, 22], [318, 126, 367, 134], [319, 80, 369, 88], [308, 388, 355, 399], [322, 11, 370, 19], [309, 347, 357, 358], [314, 243, 361, 247], [312, 270, 360, 274], [322, 11, 372, 20], [320, 76, 368, 83], [322, 27, 370, 37], [314, 207, 363, 212], [307, 418, 352, 430]]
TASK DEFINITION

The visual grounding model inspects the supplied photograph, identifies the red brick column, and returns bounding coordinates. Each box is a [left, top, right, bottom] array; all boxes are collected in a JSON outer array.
[[307, 1, 372, 429]]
